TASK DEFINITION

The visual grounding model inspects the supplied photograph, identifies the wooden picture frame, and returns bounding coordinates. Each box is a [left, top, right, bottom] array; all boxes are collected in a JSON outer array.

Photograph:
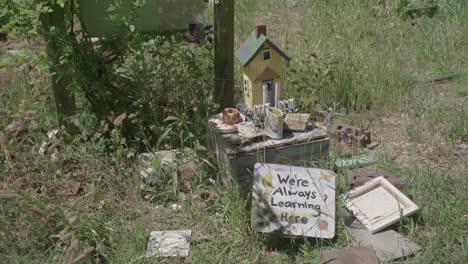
[[343, 176, 419, 234]]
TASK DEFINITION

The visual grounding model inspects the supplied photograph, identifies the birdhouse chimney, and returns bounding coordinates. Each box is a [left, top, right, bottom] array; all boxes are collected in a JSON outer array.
[[255, 23, 267, 38]]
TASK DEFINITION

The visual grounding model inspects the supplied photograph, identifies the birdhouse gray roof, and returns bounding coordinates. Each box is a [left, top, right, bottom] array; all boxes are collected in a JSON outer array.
[[235, 32, 290, 66]]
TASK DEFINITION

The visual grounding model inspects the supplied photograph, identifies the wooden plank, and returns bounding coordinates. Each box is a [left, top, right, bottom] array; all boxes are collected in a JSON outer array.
[[214, 0, 235, 109], [40, 3, 76, 127], [343, 177, 420, 233]]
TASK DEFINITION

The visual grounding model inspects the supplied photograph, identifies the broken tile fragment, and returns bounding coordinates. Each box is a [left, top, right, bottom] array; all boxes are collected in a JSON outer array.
[[146, 230, 191, 257], [346, 220, 421, 261], [320, 246, 378, 264]]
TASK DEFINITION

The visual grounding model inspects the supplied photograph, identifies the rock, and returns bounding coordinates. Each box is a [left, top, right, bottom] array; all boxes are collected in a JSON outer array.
[[146, 230, 191, 257], [367, 141, 380, 150]]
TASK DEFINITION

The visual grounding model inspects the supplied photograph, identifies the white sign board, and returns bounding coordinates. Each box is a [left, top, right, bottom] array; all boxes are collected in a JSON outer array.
[[251, 163, 336, 238]]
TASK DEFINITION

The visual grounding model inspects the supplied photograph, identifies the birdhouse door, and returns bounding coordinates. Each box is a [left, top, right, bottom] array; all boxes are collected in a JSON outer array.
[[263, 80, 277, 107]]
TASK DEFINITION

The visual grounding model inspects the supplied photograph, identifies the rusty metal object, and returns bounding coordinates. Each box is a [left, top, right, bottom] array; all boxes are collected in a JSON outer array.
[[337, 123, 373, 148], [359, 131, 372, 147]]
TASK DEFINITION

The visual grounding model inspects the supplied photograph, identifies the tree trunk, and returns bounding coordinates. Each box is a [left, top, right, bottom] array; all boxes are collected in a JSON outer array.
[[214, 0, 235, 110], [40, 3, 76, 128]]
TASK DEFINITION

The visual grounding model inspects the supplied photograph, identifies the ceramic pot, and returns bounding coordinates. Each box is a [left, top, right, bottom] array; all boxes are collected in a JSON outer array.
[[265, 107, 284, 139], [223, 108, 241, 125]]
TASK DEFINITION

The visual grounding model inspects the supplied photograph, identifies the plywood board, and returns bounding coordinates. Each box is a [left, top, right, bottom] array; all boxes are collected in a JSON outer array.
[[343, 177, 419, 233], [251, 163, 336, 238]]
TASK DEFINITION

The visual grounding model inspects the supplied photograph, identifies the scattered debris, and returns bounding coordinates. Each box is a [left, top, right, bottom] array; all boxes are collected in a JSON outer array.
[[56, 182, 83, 197], [137, 149, 200, 186], [206, 178, 216, 186], [5, 120, 25, 137], [343, 177, 420, 233], [366, 141, 379, 150], [137, 150, 178, 185], [171, 203, 182, 211], [320, 246, 379, 264], [347, 168, 406, 191], [50, 152, 61, 167], [430, 75, 454, 84], [200, 191, 214, 202], [112, 112, 127, 126], [346, 220, 421, 262], [63, 239, 95, 264], [336, 123, 373, 148], [146, 230, 191, 257], [37, 129, 61, 163], [403, 4, 438, 19]]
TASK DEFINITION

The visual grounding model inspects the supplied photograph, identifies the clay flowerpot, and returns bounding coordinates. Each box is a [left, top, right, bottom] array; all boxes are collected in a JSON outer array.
[[223, 108, 241, 125], [265, 107, 284, 139]]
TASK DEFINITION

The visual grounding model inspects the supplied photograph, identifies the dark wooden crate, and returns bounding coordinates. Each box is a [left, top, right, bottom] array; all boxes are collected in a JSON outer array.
[[207, 124, 330, 189]]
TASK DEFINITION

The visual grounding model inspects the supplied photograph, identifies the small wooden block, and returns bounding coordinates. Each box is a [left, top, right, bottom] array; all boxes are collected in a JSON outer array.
[[284, 113, 311, 132], [320, 246, 379, 264], [347, 168, 406, 191]]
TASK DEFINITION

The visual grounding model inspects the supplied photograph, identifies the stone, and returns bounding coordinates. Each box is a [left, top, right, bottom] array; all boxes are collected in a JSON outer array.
[[347, 168, 406, 191], [320, 246, 379, 264], [346, 220, 421, 262], [146, 230, 191, 257], [367, 141, 380, 150]]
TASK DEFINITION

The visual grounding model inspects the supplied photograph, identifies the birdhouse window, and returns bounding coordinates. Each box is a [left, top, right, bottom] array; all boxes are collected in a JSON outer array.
[[263, 50, 271, 61], [243, 78, 249, 96]]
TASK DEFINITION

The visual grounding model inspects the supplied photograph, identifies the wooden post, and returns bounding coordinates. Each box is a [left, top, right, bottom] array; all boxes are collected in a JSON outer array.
[[40, 3, 76, 128], [214, 0, 235, 110]]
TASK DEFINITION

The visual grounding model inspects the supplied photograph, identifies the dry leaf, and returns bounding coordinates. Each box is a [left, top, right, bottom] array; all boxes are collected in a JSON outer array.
[[113, 112, 127, 126]]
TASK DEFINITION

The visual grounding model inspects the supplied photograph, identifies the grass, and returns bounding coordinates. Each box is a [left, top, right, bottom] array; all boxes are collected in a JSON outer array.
[[1, 0, 467, 263]]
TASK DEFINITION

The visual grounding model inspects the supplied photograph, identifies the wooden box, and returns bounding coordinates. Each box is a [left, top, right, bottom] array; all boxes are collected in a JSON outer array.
[[207, 124, 330, 189]]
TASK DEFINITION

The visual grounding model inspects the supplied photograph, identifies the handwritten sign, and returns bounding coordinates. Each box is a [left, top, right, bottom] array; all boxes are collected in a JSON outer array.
[[251, 163, 336, 238]]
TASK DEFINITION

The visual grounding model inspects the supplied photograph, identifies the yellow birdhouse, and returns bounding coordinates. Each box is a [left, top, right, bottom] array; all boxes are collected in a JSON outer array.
[[235, 24, 290, 108]]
